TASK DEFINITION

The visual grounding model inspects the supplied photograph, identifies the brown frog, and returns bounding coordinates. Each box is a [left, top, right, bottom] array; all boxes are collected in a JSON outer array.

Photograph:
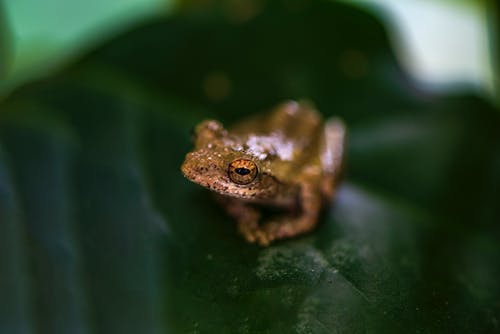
[[181, 101, 345, 246]]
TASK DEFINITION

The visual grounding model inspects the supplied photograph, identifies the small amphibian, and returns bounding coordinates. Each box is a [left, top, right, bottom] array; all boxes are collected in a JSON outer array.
[[181, 101, 345, 246]]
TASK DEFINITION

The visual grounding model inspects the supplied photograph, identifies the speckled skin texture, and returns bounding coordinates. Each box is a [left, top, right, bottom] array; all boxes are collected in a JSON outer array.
[[181, 101, 345, 246]]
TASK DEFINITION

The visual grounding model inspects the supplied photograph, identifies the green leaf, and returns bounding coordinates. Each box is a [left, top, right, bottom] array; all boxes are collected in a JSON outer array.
[[0, 0, 173, 95], [1, 1, 499, 333]]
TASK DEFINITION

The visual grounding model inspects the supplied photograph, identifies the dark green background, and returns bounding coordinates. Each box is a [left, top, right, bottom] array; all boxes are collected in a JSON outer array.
[[1, 1, 499, 333]]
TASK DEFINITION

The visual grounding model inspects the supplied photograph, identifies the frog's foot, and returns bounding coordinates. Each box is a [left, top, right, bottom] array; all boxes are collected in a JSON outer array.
[[237, 221, 271, 246], [260, 217, 315, 244], [240, 213, 319, 246], [215, 195, 268, 244], [260, 187, 322, 244]]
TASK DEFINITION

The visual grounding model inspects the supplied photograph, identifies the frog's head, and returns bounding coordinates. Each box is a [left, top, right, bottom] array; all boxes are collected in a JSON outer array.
[[181, 120, 282, 201]]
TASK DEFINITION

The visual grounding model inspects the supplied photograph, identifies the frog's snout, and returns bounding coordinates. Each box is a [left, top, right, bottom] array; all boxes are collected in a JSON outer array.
[[181, 151, 220, 182], [180, 152, 197, 179]]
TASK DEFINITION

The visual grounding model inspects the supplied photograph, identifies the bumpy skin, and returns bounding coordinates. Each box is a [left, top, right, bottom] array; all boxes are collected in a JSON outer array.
[[181, 101, 345, 246]]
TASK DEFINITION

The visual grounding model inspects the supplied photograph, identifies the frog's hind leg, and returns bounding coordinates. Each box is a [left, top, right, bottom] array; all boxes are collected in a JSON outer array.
[[320, 117, 346, 200], [259, 116, 346, 245]]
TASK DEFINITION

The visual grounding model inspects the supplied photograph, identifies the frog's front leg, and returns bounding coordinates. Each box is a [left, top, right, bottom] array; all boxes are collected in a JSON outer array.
[[215, 195, 272, 245], [261, 183, 322, 245]]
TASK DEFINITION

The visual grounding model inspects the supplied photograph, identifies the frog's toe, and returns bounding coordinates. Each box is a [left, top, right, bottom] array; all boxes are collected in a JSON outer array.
[[263, 221, 289, 240], [238, 222, 270, 246], [255, 233, 271, 246], [244, 233, 256, 243], [247, 230, 271, 246]]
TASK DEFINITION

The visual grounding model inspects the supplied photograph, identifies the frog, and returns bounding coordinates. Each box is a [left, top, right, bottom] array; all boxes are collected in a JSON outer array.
[[181, 100, 346, 246]]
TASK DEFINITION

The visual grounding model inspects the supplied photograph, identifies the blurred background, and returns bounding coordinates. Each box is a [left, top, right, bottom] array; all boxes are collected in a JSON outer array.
[[1, 0, 497, 101], [0, 0, 499, 333]]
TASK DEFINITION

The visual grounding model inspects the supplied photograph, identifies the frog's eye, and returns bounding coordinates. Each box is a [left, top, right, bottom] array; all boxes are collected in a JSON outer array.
[[228, 159, 258, 185]]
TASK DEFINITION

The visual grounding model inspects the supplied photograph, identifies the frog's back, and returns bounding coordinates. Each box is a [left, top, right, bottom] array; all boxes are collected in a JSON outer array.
[[229, 101, 324, 182], [231, 101, 321, 137]]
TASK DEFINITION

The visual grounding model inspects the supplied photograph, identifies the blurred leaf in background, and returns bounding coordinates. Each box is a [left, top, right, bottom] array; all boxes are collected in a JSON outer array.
[[343, 0, 498, 103], [0, 0, 499, 333], [0, 0, 173, 95]]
